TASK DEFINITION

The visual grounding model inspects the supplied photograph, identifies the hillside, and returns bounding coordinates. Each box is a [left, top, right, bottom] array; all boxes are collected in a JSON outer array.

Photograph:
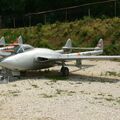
[[0, 17, 120, 55]]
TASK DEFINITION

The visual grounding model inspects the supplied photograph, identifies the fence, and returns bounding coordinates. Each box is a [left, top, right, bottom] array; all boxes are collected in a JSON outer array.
[[0, 0, 120, 28]]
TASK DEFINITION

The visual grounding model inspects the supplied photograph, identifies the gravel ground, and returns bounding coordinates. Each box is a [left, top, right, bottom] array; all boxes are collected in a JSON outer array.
[[0, 60, 120, 120]]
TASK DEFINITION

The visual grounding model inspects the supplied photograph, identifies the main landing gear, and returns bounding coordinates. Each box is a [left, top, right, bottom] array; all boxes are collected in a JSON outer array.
[[60, 66, 69, 76], [60, 61, 69, 76]]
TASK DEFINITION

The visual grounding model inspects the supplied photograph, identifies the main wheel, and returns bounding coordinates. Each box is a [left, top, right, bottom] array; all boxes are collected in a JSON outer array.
[[60, 67, 69, 76]]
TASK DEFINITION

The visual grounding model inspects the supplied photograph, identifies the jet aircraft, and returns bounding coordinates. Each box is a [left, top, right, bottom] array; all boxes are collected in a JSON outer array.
[[0, 38, 120, 80], [0, 39, 120, 80]]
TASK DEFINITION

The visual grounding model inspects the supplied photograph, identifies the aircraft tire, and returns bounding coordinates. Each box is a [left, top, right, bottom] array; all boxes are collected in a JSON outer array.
[[60, 67, 69, 76]]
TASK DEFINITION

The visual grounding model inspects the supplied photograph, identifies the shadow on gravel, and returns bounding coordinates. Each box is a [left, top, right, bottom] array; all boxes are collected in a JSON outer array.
[[69, 74, 120, 83], [0, 69, 119, 84]]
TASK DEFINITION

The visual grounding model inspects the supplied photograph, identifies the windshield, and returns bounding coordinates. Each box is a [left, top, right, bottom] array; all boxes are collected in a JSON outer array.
[[12, 44, 34, 54]]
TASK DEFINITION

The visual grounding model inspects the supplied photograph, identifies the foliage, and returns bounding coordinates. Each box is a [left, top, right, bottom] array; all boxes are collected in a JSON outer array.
[[0, 17, 120, 55]]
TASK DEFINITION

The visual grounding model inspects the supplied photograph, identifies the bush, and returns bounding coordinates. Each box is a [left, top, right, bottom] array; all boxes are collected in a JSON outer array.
[[36, 23, 43, 32]]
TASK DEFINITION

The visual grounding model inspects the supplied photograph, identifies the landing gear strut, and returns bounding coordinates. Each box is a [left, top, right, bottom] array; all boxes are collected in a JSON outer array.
[[0, 68, 21, 82], [0, 68, 12, 82], [60, 67, 69, 76]]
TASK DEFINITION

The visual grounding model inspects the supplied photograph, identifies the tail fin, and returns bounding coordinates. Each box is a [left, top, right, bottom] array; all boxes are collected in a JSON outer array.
[[0, 37, 5, 46], [63, 38, 72, 48], [95, 38, 103, 50], [13, 35, 23, 45], [62, 38, 72, 53], [17, 35, 23, 44]]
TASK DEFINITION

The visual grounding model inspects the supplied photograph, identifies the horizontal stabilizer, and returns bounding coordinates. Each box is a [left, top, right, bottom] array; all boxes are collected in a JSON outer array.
[[62, 38, 103, 51], [0, 51, 11, 57]]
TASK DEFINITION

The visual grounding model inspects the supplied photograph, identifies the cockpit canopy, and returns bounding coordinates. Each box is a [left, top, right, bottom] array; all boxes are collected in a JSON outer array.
[[13, 44, 34, 54]]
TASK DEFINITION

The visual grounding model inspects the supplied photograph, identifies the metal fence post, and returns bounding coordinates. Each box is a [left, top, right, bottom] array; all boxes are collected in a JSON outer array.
[[29, 15, 31, 27], [13, 17, 16, 28], [114, 0, 117, 17], [65, 9, 68, 21], [44, 14, 47, 24], [88, 8, 91, 17], [0, 16, 2, 28]]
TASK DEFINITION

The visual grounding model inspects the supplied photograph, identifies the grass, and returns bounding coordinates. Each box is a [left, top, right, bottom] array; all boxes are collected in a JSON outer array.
[[56, 89, 63, 95], [8, 90, 21, 97], [12, 84, 17, 87], [31, 84, 39, 88], [39, 89, 76, 98], [105, 97, 114, 102], [105, 71, 120, 77], [93, 93, 120, 106], [55, 89, 76, 96], [41, 93, 55, 98], [98, 93, 105, 96], [117, 99, 120, 104]]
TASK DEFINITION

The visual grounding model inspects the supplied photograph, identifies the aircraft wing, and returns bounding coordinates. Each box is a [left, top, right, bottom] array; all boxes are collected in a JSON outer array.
[[63, 47, 101, 50], [55, 54, 120, 60], [49, 54, 120, 61], [36, 52, 120, 62]]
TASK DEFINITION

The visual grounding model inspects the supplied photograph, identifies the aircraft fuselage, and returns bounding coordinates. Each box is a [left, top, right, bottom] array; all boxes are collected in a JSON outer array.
[[0, 48, 61, 71]]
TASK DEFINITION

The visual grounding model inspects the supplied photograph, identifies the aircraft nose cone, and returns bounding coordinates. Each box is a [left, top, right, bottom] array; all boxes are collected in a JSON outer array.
[[1, 58, 16, 69]]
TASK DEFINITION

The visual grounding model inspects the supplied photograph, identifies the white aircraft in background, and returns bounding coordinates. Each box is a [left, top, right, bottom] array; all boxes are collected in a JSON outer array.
[[0, 36, 5, 46], [0, 36, 23, 57], [0, 38, 120, 80]]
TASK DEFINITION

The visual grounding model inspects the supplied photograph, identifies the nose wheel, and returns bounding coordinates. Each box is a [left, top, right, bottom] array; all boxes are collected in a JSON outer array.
[[60, 67, 69, 76]]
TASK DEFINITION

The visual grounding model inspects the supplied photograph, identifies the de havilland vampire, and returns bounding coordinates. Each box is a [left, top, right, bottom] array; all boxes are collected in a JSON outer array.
[[0, 38, 120, 80]]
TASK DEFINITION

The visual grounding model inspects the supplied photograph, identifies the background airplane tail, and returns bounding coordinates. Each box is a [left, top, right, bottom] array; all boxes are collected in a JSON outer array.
[[0, 37, 5, 46], [17, 35, 23, 44], [13, 35, 23, 45]]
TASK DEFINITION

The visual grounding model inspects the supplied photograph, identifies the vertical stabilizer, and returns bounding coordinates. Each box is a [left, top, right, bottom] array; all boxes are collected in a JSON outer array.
[[0, 37, 5, 46], [63, 38, 72, 48], [17, 35, 23, 44], [62, 38, 72, 53], [95, 38, 103, 50]]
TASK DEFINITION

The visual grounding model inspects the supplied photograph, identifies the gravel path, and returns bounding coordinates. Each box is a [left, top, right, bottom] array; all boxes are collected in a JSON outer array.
[[0, 60, 120, 120]]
